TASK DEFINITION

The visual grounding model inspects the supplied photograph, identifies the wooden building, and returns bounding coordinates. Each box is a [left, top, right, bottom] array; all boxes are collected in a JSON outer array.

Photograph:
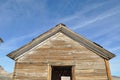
[[7, 24, 115, 80]]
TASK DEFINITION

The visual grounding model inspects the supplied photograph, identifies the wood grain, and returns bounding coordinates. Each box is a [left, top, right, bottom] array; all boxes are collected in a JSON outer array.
[[12, 32, 109, 80], [104, 59, 112, 80]]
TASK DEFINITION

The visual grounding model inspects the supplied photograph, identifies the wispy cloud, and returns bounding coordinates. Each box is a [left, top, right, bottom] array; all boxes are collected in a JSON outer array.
[[60, 2, 105, 22], [58, 0, 120, 31], [72, 6, 120, 30], [0, 0, 120, 76], [110, 61, 120, 76], [61, 1, 120, 76], [89, 24, 120, 40], [110, 46, 120, 53], [0, 31, 40, 56], [0, 0, 47, 28]]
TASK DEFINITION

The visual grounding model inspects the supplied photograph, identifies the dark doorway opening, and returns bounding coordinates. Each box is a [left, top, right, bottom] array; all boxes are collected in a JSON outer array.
[[51, 66, 72, 80]]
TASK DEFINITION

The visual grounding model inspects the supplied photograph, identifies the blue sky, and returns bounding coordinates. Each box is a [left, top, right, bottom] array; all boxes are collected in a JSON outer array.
[[0, 0, 120, 76]]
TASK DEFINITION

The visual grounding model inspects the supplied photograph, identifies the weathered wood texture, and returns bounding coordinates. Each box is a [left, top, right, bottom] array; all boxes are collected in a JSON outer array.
[[13, 32, 109, 80], [104, 59, 112, 80]]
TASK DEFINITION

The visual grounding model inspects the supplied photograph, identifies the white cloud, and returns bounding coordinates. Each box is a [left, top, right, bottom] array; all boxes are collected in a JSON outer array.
[[59, 2, 105, 23], [0, 31, 40, 56], [72, 6, 120, 30], [109, 46, 120, 53], [89, 24, 120, 40], [57, 0, 120, 31], [110, 54, 120, 76], [59, 0, 119, 23], [0, 0, 47, 27]]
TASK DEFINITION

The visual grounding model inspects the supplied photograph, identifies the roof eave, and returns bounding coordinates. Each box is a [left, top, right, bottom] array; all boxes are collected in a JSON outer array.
[[7, 23, 115, 60]]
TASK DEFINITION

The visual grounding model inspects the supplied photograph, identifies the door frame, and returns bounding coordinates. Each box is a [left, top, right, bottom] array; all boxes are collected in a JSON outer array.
[[48, 65, 75, 80]]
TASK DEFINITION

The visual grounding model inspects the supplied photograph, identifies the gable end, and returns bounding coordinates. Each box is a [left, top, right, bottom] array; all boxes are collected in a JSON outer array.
[[7, 24, 115, 60]]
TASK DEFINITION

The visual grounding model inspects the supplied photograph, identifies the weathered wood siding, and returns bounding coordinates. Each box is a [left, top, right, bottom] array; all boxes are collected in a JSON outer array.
[[13, 32, 108, 80]]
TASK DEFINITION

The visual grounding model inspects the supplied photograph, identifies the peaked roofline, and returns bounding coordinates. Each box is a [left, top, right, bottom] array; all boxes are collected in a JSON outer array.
[[7, 23, 115, 60]]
